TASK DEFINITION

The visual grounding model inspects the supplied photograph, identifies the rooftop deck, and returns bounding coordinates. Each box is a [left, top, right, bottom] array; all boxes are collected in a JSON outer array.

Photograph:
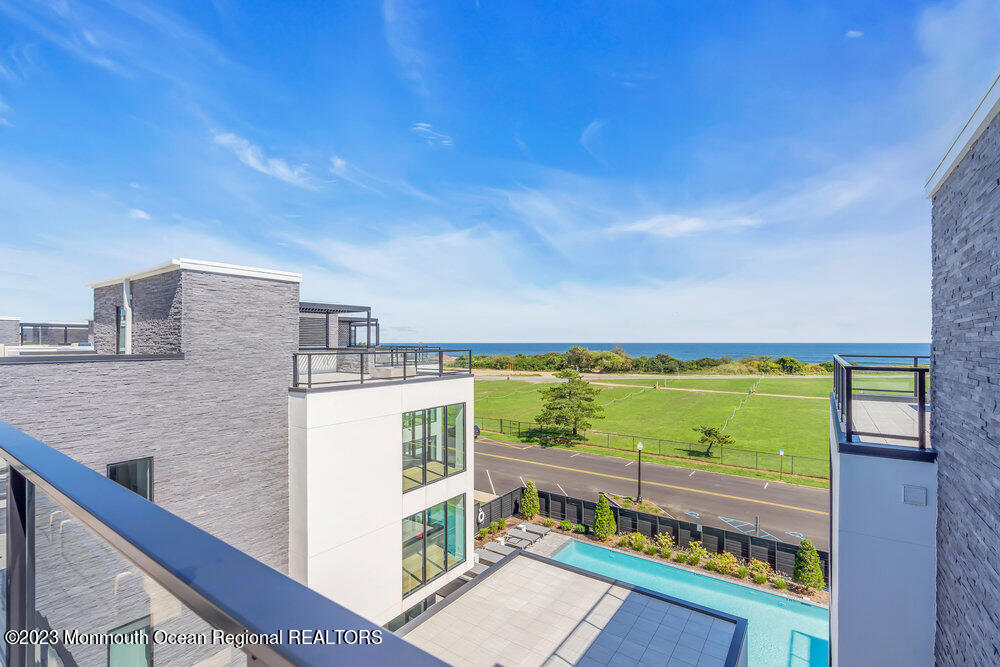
[[401, 550, 746, 667], [292, 347, 472, 389]]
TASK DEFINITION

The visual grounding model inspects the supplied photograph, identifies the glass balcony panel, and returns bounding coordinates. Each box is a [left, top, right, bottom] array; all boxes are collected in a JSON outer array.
[[31, 485, 246, 666], [424, 502, 446, 583], [402, 410, 424, 491], [446, 404, 465, 474], [425, 407, 446, 485], [446, 495, 465, 569], [402, 511, 425, 596]]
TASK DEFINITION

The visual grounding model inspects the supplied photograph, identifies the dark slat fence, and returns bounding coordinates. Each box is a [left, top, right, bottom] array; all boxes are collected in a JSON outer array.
[[475, 487, 828, 581]]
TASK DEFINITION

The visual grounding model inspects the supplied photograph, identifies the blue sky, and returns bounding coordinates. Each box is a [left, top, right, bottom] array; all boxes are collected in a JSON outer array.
[[1, 0, 998, 342]]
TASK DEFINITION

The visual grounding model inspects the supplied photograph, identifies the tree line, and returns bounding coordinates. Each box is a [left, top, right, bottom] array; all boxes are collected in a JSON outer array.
[[470, 345, 833, 375]]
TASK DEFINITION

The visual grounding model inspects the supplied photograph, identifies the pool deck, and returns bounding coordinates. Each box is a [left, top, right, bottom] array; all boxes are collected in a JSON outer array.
[[400, 542, 746, 666]]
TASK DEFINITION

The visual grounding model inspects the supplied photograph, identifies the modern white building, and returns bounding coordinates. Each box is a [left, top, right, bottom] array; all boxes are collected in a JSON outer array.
[[0, 257, 476, 650]]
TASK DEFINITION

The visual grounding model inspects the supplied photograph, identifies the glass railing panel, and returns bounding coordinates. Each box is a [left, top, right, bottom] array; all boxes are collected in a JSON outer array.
[[31, 484, 246, 666]]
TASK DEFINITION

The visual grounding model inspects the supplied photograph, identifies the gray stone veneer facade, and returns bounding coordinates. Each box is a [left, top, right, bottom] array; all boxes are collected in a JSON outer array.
[[0, 269, 298, 573], [930, 111, 1000, 663], [0, 318, 18, 346]]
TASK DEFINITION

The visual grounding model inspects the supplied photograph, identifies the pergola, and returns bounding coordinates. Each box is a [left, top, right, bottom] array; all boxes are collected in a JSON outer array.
[[298, 302, 379, 347]]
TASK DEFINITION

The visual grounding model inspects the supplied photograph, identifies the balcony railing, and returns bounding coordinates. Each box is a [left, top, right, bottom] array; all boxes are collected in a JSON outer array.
[[0, 420, 442, 666], [833, 354, 930, 449], [292, 348, 472, 388]]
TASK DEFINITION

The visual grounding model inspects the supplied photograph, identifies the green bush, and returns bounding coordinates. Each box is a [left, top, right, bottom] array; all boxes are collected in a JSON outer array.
[[629, 533, 647, 551], [688, 554, 701, 566], [793, 539, 826, 590], [660, 546, 672, 559], [489, 521, 500, 533], [748, 558, 772, 578], [674, 552, 687, 564], [688, 541, 709, 561], [774, 578, 789, 590], [559, 519, 573, 531], [616, 534, 630, 548], [522, 480, 540, 520], [704, 560, 717, 572], [736, 566, 749, 579], [592, 494, 618, 541], [753, 573, 768, 585], [644, 544, 657, 555], [707, 551, 739, 576], [544, 518, 555, 527], [574, 524, 587, 534], [477, 528, 488, 540], [652, 531, 674, 550]]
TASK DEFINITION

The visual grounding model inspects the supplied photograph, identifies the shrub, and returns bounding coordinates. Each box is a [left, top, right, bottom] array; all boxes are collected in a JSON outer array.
[[544, 518, 555, 527], [629, 533, 647, 551], [707, 551, 739, 576], [736, 566, 749, 579], [704, 560, 716, 572], [688, 554, 702, 566], [616, 534, 630, 548], [652, 531, 674, 550], [644, 544, 657, 556], [753, 573, 768, 585], [559, 519, 573, 531], [674, 552, 687, 564], [489, 521, 500, 533], [748, 558, 772, 578], [774, 578, 789, 590], [688, 541, 708, 561], [574, 524, 587, 534], [793, 539, 826, 590], [592, 494, 618, 540], [660, 546, 672, 559], [522, 480, 540, 520], [477, 528, 488, 540]]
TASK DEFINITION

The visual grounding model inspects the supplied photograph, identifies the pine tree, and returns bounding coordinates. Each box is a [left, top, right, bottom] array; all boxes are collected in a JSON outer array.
[[592, 493, 617, 541], [793, 539, 826, 589], [535, 368, 604, 437], [521, 480, 540, 520]]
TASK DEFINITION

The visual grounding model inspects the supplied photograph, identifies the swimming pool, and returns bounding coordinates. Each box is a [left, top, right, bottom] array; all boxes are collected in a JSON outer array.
[[553, 541, 829, 666]]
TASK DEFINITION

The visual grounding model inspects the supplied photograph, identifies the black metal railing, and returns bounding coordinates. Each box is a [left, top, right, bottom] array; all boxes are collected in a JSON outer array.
[[833, 354, 930, 449], [18, 323, 90, 346], [0, 420, 441, 666], [292, 348, 472, 388]]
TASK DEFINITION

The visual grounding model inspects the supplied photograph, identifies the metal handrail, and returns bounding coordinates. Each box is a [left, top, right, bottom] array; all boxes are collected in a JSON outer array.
[[0, 421, 442, 666], [832, 354, 930, 449], [292, 348, 473, 388]]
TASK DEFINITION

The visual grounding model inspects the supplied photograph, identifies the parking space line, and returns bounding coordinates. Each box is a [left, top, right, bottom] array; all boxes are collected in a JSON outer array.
[[557, 483, 567, 495], [486, 469, 496, 495], [624, 461, 633, 467]]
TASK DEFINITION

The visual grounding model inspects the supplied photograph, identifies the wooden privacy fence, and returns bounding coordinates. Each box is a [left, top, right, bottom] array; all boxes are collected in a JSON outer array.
[[475, 486, 829, 581]]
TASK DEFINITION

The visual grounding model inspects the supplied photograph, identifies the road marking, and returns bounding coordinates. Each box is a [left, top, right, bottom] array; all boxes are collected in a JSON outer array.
[[519, 475, 526, 487], [480, 439, 531, 450], [624, 461, 633, 467], [764, 482, 769, 489], [557, 483, 567, 495], [570, 452, 580, 458], [476, 452, 830, 516], [689, 470, 696, 477], [486, 469, 496, 495]]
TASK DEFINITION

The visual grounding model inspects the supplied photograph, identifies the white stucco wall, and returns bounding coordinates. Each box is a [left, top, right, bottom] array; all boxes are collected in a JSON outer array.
[[289, 376, 475, 624], [830, 417, 937, 667]]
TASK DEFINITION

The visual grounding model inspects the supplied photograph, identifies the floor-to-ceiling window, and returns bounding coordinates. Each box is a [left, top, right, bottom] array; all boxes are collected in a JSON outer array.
[[401, 494, 466, 597], [402, 403, 466, 491]]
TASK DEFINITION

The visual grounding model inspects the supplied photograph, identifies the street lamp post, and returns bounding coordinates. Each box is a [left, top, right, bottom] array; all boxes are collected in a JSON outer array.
[[636, 441, 644, 503]]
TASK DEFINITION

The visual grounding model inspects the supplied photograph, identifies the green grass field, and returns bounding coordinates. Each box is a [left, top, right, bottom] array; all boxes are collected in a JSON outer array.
[[588, 375, 918, 397], [475, 378, 832, 478]]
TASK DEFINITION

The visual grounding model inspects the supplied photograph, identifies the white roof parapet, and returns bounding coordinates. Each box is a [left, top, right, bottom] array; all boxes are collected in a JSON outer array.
[[926, 67, 1000, 198], [0, 316, 20, 321], [87, 258, 303, 288]]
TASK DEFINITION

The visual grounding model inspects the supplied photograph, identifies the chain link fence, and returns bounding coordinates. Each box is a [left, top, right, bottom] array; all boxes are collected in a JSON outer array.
[[474, 415, 829, 479]]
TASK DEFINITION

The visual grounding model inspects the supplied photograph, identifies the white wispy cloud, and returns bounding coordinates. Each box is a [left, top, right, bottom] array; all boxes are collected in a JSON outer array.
[[128, 208, 150, 220], [411, 122, 453, 147], [329, 155, 436, 201], [382, 0, 430, 96], [579, 119, 608, 165], [845, 30, 864, 38], [212, 132, 313, 188], [612, 214, 762, 238]]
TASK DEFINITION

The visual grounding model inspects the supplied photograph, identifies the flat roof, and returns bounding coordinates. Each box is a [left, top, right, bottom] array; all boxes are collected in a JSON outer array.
[[87, 258, 303, 288], [926, 67, 1000, 197], [299, 301, 372, 314], [401, 551, 746, 667]]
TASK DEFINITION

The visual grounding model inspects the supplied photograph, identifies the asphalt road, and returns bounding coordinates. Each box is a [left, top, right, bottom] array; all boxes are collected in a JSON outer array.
[[474, 436, 830, 550]]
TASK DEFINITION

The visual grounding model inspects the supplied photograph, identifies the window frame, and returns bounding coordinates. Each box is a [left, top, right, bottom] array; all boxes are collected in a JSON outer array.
[[107, 615, 153, 666], [115, 306, 128, 355], [402, 493, 467, 599], [402, 402, 467, 493], [107, 457, 154, 502]]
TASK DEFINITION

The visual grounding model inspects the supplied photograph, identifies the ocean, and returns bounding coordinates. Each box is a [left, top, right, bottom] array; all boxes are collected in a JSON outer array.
[[405, 342, 930, 364]]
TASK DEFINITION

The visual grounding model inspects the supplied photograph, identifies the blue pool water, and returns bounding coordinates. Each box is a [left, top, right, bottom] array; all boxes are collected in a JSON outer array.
[[554, 541, 829, 666]]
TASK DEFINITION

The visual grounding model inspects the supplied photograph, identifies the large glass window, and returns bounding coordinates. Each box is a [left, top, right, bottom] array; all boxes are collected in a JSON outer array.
[[402, 403, 466, 491], [108, 616, 152, 666], [401, 494, 466, 597], [108, 458, 153, 501], [115, 306, 128, 354]]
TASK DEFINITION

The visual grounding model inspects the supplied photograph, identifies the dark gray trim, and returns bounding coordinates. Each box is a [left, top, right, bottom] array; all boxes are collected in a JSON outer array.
[[0, 353, 184, 365], [397, 550, 749, 667], [299, 301, 371, 314], [289, 373, 472, 394]]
